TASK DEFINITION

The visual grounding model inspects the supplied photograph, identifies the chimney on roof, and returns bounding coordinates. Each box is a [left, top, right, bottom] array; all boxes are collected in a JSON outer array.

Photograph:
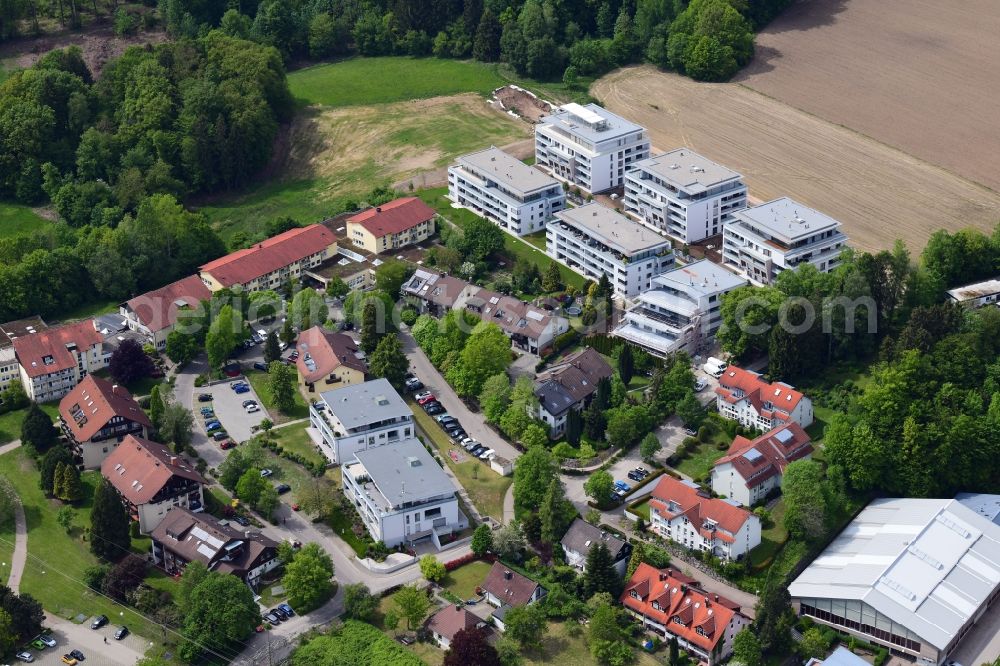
[[659, 573, 667, 581], [667, 568, 672, 577], [456, 603, 463, 611], [504, 570, 513, 580], [714, 594, 719, 602], [376, 207, 382, 213], [245, 530, 251, 538], [112, 384, 120, 394], [169, 456, 177, 466]]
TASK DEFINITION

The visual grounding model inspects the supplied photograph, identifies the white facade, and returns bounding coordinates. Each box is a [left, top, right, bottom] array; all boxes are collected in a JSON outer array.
[[946, 278, 1000, 308], [613, 259, 746, 357], [341, 439, 463, 548], [0, 348, 19, 393], [535, 103, 650, 194], [547, 203, 673, 298], [715, 367, 814, 431], [448, 146, 565, 236], [309, 379, 414, 465], [649, 505, 760, 561], [136, 486, 205, 535], [722, 197, 849, 285], [624, 149, 747, 244]]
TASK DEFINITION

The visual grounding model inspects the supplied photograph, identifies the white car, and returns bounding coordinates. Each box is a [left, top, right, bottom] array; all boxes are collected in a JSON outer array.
[[37, 635, 56, 648], [260, 468, 273, 478], [694, 378, 707, 392], [279, 341, 288, 351], [463, 440, 479, 451], [245, 404, 260, 414], [478, 448, 495, 460], [414, 391, 433, 402]]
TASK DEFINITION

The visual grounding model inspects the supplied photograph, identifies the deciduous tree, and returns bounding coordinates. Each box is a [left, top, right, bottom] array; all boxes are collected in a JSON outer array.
[[419, 554, 446, 582], [584, 470, 614, 504], [504, 603, 545, 650], [180, 571, 259, 662], [283, 543, 335, 612], [639, 433, 661, 462], [267, 360, 297, 413], [471, 523, 493, 556], [109, 338, 154, 385], [342, 583, 378, 622], [732, 628, 763, 666], [445, 627, 501, 666], [394, 584, 431, 630]]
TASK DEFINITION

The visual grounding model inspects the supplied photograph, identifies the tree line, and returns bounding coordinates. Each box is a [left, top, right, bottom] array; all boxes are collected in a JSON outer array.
[[156, 0, 792, 83]]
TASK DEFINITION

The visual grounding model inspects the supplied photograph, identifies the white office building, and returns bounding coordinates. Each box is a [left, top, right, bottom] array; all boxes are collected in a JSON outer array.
[[309, 378, 415, 465], [624, 149, 747, 244], [723, 197, 849, 285], [613, 259, 746, 357], [342, 438, 466, 549], [547, 203, 673, 298], [535, 103, 650, 194], [448, 146, 565, 236]]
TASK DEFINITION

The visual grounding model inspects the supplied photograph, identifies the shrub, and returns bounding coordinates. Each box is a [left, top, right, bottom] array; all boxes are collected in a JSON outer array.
[[444, 553, 478, 571], [400, 308, 418, 326], [697, 425, 710, 442]]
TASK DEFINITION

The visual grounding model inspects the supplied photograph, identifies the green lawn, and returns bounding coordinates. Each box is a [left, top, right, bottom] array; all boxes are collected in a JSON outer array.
[[91, 368, 163, 399], [675, 438, 728, 482], [522, 230, 548, 251], [0, 403, 60, 444], [750, 499, 788, 568], [245, 370, 310, 422], [629, 498, 651, 521], [269, 423, 325, 467], [0, 202, 49, 238], [439, 560, 492, 600], [54, 299, 121, 323], [289, 57, 505, 108], [0, 449, 173, 645], [409, 400, 512, 522], [522, 620, 662, 666]]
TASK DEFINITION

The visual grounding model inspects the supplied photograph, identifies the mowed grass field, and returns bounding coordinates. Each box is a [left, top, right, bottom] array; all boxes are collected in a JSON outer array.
[[288, 56, 506, 107], [0, 202, 49, 239], [592, 66, 1000, 253], [201, 58, 529, 244]]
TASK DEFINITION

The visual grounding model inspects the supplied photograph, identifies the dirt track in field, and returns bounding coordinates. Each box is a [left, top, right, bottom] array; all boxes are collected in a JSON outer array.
[[592, 66, 1000, 253], [736, 0, 1000, 194]]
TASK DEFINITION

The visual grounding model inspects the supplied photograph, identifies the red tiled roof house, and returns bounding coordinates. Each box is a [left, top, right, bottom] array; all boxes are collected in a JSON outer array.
[[346, 197, 436, 254], [120, 275, 211, 350], [59, 375, 152, 469], [648, 476, 761, 561], [715, 365, 813, 431], [425, 604, 486, 649], [101, 435, 207, 534], [621, 563, 751, 666], [14, 319, 106, 403], [711, 423, 814, 507], [198, 224, 337, 293], [295, 326, 367, 394]]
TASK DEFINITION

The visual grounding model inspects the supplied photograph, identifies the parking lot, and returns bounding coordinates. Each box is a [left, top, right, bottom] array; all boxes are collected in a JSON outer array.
[[196, 379, 270, 443], [26, 615, 147, 666]]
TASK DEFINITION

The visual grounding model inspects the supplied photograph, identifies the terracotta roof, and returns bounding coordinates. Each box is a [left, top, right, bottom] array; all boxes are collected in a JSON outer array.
[[125, 275, 211, 334], [536, 348, 613, 414], [101, 435, 205, 505], [59, 375, 152, 443], [295, 327, 367, 384], [425, 604, 480, 641], [715, 423, 813, 488], [347, 197, 435, 238], [199, 225, 335, 288], [715, 365, 805, 419], [649, 476, 754, 536], [151, 507, 278, 578], [481, 561, 543, 607], [13, 319, 103, 378], [621, 563, 743, 653]]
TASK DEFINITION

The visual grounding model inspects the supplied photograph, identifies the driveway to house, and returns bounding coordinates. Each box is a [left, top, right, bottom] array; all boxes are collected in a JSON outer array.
[[32, 614, 147, 666], [400, 330, 521, 463]]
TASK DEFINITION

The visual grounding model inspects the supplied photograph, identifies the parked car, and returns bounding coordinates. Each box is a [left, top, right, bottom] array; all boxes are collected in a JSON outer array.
[[200, 408, 215, 416], [265, 612, 280, 626], [253, 362, 268, 371], [15, 651, 33, 662], [233, 515, 250, 526], [694, 378, 707, 392], [60, 655, 76, 665], [277, 603, 295, 617], [245, 404, 260, 414], [478, 448, 495, 460], [470, 445, 486, 457], [682, 426, 697, 437], [271, 607, 288, 620], [404, 378, 423, 392], [424, 404, 445, 416], [212, 431, 229, 441], [260, 468, 273, 477], [627, 471, 644, 482], [416, 393, 436, 405], [219, 439, 236, 450], [435, 414, 455, 424], [230, 381, 248, 390], [197, 393, 212, 402], [206, 422, 223, 432], [445, 425, 466, 437], [113, 626, 129, 641], [69, 650, 85, 661], [37, 635, 56, 648], [242, 399, 258, 408], [31, 639, 47, 650], [90, 615, 108, 630], [278, 341, 288, 351], [288, 351, 299, 361], [614, 481, 631, 492], [275, 483, 291, 495], [235, 385, 250, 394]]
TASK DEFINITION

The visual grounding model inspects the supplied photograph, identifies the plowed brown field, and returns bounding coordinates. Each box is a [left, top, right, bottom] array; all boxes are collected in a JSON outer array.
[[592, 66, 1000, 252]]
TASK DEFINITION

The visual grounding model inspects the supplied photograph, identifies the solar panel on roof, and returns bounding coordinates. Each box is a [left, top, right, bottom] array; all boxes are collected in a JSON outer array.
[[742, 448, 763, 462], [774, 428, 793, 443]]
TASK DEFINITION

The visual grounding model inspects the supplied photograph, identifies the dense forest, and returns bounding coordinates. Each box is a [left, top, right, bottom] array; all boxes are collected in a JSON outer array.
[[0, 31, 292, 320]]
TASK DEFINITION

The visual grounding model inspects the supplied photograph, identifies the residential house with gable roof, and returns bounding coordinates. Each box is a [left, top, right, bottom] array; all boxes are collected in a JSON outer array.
[[710, 422, 813, 506], [346, 197, 436, 254], [0, 316, 47, 393], [59, 375, 152, 469], [13, 319, 106, 403], [648, 476, 760, 560], [480, 561, 547, 631], [560, 517, 632, 577], [715, 365, 813, 431], [402, 268, 481, 317], [101, 435, 207, 534], [120, 275, 211, 350], [295, 326, 367, 395], [621, 563, 751, 666], [534, 347, 613, 436], [425, 604, 487, 649]]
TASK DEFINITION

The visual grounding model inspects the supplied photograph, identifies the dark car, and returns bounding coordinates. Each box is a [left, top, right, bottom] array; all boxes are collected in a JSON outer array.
[[197, 393, 212, 402], [627, 471, 643, 482], [233, 515, 250, 526], [470, 445, 486, 457], [114, 626, 129, 640], [242, 399, 258, 408], [90, 615, 108, 630], [212, 431, 229, 441], [275, 483, 291, 495], [69, 650, 85, 661], [404, 379, 423, 392], [265, 612, 280, 626], [253, 362, 268, 371], [277, 603, 295, 617], [271, 607, 288, 620], [424, 404, 444, 416]]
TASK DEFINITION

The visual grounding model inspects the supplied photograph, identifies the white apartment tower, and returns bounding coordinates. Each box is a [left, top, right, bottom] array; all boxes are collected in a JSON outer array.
[[624, 149, 747, 244], [613, 259, 746, 357], [547, 203, 673, 298], [309, 379, 415, 465], [535, 103, 650, 194], [448, 146, 565, 236], [722, 197, 849, 285]]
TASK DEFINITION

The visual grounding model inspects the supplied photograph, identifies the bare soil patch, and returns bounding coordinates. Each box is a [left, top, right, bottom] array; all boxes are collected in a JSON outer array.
[[736, 0, 1000, 193], [592, 66, 1000, 253], [492, 84, 554, 123], [0, 22, 166, 77]]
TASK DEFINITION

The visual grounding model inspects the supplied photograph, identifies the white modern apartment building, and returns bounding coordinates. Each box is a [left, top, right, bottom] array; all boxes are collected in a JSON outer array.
[[535, 103, 650, 194], [624, 149, 747, 244], [548, 203, 673, 298], [722, 197, 849, 285], [342, 438, 465, 549], [309, 378, 415, 465], [613, 259, 746, 357], [448, 146, 565, 236]]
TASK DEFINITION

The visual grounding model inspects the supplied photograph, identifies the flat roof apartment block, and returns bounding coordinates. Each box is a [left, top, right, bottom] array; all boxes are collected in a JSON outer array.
[[536, 103, 650, 194], [309, 378, 415, 465], [722, 197, 849, 285], [613, 259, 746, 357], [624, 149, 747, 244], [548, 203, 673, 298], [448, 146, 565, 236], [342, 438, 465, 548]]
